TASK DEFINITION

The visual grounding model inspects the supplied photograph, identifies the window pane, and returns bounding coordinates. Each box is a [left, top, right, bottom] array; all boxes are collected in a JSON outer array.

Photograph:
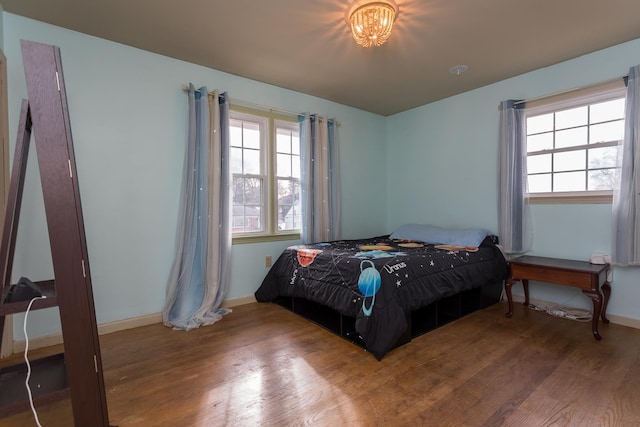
[[230, 147, 243, 174], [277, 131, 291, 154], [232, 216, 244, 228], [589, 120, 624, 144], [527, 114, 553, 134], [232, 210, 244, 232], [554, 150, 585, 172], [277, 153, 291, 177], [277, 179, 300, 231], [277, 179, 291, 200], [290, 206, 301, 230], [588, 146, 619, 169], [292, 155, 300, 178], [230, 123, 242, 147], [244, 177, 262, 205], [292, 135, 300, 155], [233, 197, 263, 232], [588, 169, 616, 191], [555, 127, 587, 149], [590, 98, 625, 123], [554, 171, 586, 192], [243, 148, 261, 174], [232, 176, 245, 205], [244, 206, 262, 232], [527, 153, 551, 174], [243, 123, 260, 149], [555, 106, 587, 130], [528, 174, 551, 193], [527, 132, 553, 152], [232, 177, 263, 206], [232, 176, 263, 209]]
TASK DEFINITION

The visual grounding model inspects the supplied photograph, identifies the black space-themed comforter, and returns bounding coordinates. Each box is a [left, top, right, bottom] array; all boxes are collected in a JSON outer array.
[[255, 235, 508, 360]]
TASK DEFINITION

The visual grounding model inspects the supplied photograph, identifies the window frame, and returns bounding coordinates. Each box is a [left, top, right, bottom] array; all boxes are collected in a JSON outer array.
[[229, 105, 301, 244], [523, 79, 627, 204]]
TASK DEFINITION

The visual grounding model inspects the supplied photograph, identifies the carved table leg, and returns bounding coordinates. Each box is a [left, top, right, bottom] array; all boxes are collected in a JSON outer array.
[[505, 278, 530, 318], [601, 282, 611, 324], [583, 289, 603, 340], [505, 279, 514, 318]]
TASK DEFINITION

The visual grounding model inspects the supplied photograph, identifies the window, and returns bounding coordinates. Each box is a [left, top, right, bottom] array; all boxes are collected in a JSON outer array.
[[524, 80, 626, 203], [230, 107, 300, 241]]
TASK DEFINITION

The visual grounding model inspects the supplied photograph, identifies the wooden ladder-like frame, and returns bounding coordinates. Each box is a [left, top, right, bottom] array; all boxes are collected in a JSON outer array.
[[0, 40, 111, 426]]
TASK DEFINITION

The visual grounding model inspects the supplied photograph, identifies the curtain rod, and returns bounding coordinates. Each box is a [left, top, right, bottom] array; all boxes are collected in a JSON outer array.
[[514, 74, 628, 106], [181, 84, 340, 125]]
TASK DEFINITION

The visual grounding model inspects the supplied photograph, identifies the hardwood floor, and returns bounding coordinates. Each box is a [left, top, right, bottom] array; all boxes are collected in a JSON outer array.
[[1, 301, 639, 426]]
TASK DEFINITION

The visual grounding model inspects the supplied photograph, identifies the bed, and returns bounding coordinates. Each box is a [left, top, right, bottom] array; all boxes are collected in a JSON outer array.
[[255, 225, 509, 360]]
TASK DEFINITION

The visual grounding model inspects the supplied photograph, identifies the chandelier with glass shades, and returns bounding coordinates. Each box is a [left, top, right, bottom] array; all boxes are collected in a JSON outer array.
[[347, 0, 398, 48]]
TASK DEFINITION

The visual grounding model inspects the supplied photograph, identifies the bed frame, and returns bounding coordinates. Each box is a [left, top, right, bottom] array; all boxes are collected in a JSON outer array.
[[274, 280, 504, 353]]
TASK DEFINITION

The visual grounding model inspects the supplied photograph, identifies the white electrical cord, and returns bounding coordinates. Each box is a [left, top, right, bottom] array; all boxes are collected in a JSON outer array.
[[24, 295, 47, 427], [527, 302, 592, 322]]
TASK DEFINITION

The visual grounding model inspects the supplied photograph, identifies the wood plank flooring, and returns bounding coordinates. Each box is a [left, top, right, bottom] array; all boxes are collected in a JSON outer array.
[[1, 301, 639, 426]]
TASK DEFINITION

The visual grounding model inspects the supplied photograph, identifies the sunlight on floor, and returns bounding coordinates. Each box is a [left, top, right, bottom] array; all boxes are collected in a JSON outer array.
[[192, 352, 361, 425]]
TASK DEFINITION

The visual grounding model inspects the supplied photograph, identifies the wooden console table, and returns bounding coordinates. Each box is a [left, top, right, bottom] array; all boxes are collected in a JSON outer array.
[[505, 255, 611, 340]]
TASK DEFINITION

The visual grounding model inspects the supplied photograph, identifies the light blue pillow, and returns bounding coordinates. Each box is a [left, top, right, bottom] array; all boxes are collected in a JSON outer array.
[[389, 224, 490, 247]]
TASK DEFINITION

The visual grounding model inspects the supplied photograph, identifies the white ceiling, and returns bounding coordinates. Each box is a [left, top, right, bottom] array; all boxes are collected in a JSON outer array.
[[3, 0, 640, 116]]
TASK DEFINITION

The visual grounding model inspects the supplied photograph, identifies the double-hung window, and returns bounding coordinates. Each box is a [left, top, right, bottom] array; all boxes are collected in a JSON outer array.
[[230, 107, 300, 242], [524, 80, 626, 203]]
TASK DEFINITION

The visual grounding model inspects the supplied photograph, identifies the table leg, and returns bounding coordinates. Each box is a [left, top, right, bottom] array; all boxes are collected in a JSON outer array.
[[522, 279, 530, 307], [601, 281, 611, 324], [505, 278, 529, 318], [583, 289, 602, 340], [505, 279, 514, 318]]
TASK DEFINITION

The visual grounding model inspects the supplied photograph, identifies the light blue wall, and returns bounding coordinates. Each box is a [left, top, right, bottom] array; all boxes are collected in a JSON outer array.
[[0, 5, 3, 48], [387, 38, 640, 322], [0, 4, 4, 51], [3, 13, 387, 339]]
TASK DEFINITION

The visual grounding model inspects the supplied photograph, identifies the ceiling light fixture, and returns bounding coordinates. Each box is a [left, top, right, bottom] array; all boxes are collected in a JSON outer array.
[[347, 0, 398, 48]]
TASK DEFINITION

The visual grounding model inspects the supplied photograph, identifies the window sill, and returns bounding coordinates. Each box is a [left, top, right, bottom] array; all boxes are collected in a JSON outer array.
[[232, 233, 301, 245], [527, 192, 612, 205]]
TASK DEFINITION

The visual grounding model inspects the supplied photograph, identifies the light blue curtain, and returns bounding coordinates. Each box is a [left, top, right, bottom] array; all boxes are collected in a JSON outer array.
[[612, 65, 640, 266], [299, 114, 341, 243], [498, 100, 531, 255], [162, 84, 232, 330]]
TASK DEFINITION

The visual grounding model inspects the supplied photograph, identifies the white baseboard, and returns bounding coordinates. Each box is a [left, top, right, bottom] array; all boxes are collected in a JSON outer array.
[[97, 312, 162, 336], [11, 296, 258, 354], [13, 331, 63, 354], [221, 295, 256, 308], [13, 312, 162, 353], [509, 294, 640, 330], [605, 314, 640, 329]]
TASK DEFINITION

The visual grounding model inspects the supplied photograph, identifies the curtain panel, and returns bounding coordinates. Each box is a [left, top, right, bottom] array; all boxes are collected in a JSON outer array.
[[498, 100, 531, 255], [612, 65, 640, 266], [162, 84, 232, 330], [299, 114, 341, 244]]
